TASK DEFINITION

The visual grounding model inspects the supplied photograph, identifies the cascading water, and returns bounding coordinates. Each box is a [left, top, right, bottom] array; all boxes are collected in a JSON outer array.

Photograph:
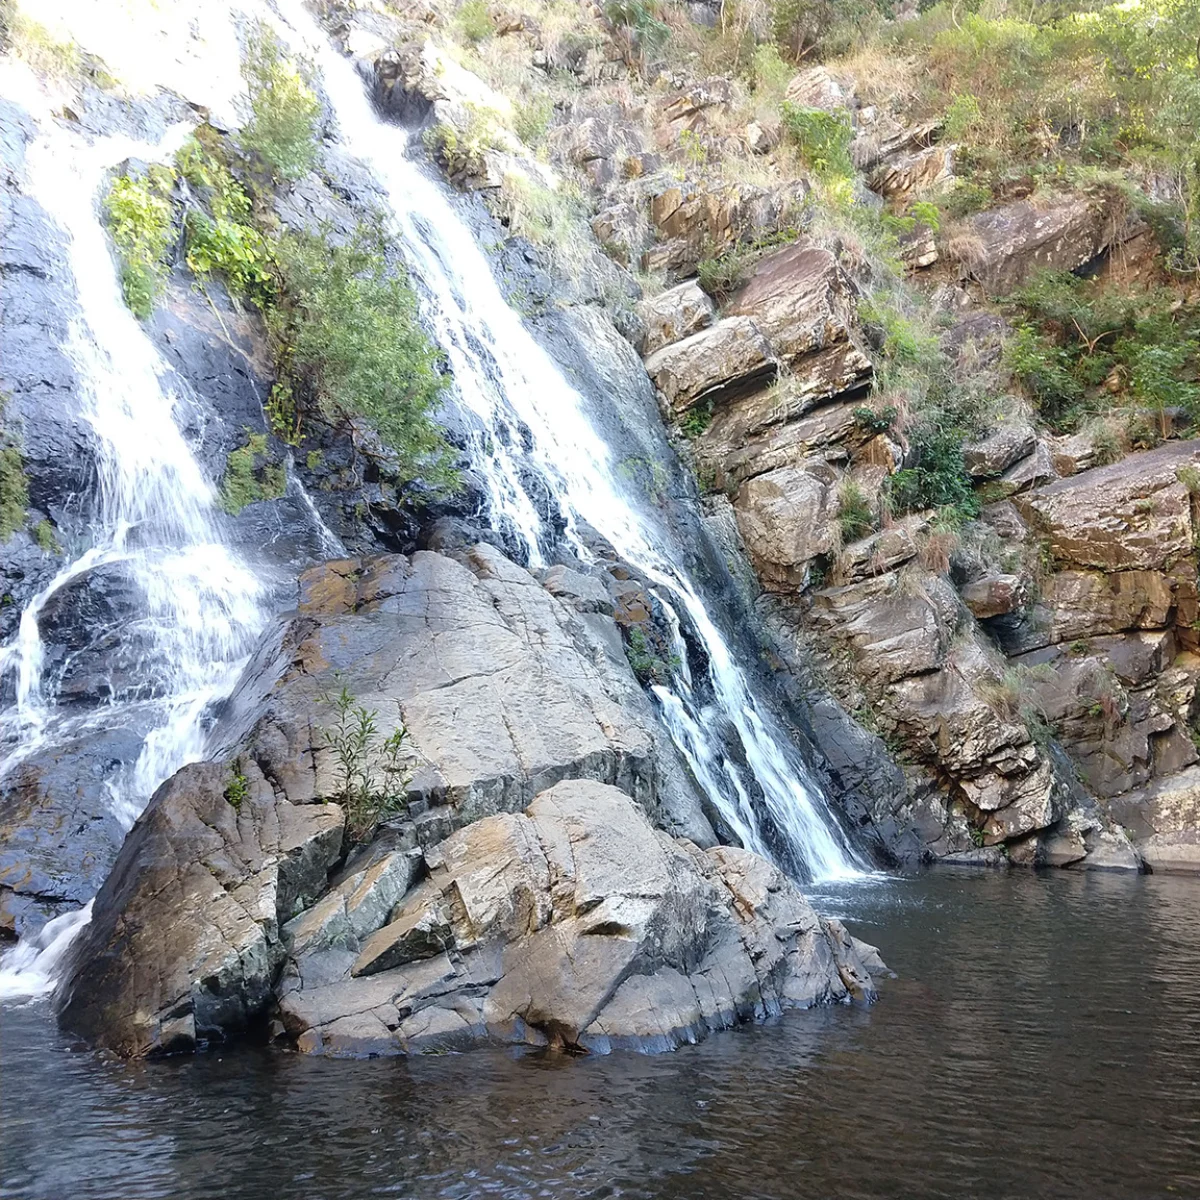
[[0, 62, 270, 992], [274, 0, 862, 882]]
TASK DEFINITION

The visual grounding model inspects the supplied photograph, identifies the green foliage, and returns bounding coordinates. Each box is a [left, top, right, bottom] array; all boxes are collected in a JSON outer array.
[[513, 94, 555, 146], [853, 404, 896, 434], [220, 431, 285, 514], [423, 104, 504, 176], [319, 686, 413, 843], [224, 761, 250, 809], [604, 0, 670, 59], [455, 0, 495, 44], [184, 211, 273, 302], [240, 26, 321, 181], [267, 225, 455, 490], [1003, 269, 1200, 434], [859, 294, 937, 365], [751, 42, 793, 94], [837, 479, 875, 543], [679, 400, 714, 438], [0, 442, 28, 541], [625, 625, 676, 685], [104, 170, 174, 319], [32, 519, 58, 554], [780, 101, 854, 181]]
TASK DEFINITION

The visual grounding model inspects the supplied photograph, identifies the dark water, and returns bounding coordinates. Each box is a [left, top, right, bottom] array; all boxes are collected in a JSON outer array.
[[4, 868, 1200, 1200]]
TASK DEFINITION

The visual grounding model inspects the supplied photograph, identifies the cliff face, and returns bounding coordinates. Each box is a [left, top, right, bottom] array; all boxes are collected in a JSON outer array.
[[341, 0, 1200, 871]]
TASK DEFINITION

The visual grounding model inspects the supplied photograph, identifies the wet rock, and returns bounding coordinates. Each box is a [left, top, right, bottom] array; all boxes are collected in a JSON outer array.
[[0, 724, 145, 937], [279, 780, 877, 1057]]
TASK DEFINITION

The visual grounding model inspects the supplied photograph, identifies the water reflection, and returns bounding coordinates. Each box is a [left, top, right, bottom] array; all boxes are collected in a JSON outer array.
[[4, 870, 1200, 1199]]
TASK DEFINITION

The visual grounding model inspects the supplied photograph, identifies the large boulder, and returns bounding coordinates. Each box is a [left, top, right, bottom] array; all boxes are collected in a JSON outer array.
[[733, 462, 840, 589], [278, 780, 878, 1057], [725, 242, 865, 369], [949, 194, 1136, 293], [1013, 441, 1199, 573], [55, 759, 345, 1057], [636, 279, 715, 356], [644, 316, 775, 414]]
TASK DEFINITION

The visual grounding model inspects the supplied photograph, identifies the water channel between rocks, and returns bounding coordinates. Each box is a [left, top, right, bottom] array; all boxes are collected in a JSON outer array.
[[4, 867, 1199, 1200]]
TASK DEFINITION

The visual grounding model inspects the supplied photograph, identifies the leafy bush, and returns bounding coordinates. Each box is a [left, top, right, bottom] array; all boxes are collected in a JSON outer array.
[[268, 226, 455, 490], [104, 170, 175, 318], [184, 211, 272, 303], [240, 27, 321, 181], [455, 0, 495, 44], [1003, 270, 1200, 434], [319, 686, 412, 843], [780, 101, 854, 181]]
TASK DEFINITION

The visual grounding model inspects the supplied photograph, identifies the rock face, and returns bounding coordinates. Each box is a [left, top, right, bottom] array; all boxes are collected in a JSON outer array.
[[949, 195, 1138, 293], [62, 545, 899, 1056], [279, 780, 877, 1057], [56, 760, 345, 1057], [53, 554, 879, 1057]]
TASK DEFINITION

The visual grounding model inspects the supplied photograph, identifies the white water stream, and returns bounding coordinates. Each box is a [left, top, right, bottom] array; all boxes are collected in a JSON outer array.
[[0, 62, 269, 991], [272, 0, 862, 881]]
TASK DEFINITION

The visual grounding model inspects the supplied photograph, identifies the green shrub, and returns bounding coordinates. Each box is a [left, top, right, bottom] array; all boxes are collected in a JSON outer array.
[[104, 170, 175, 318], [1003, 270, 1200, 433], [780, 101, 854, 181], [33, 519, 58, 553], [604, 0, 670, 59], [268, 226, 455, 490], [319, 686, 412, 843], [184, 211, 272, 302], [837, 479, 875, 542], [513, 95, 554, 146], [456, 0, 495, 44], [0, 442, 28, 540], [240, 27, 321, 181]]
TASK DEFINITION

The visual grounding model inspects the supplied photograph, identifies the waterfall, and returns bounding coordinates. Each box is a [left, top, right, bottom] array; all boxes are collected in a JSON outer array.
[[274, 1, 862, 882], [0, 64, 270, 991]]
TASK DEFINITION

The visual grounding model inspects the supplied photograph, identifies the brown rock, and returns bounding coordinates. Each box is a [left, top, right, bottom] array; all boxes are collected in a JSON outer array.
[[725, 241, 868, 372], [1014, 441, 1200, 572], [644, 316, 776, 413], [636, 280, 715, 356], [733, 463, 839, 589], [961, 574, 1025, 619], [950, 194, 1136, 294]]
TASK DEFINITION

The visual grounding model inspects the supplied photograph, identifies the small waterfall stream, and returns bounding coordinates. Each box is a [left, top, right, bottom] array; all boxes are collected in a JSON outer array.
[[275, 0, 861, 881], [0, 65, 270, 992]]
